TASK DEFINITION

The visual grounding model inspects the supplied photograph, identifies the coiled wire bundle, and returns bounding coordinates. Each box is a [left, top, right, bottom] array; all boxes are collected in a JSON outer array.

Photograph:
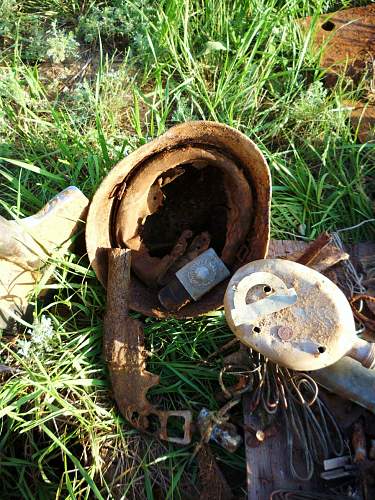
[[222, 349, 345, 481]]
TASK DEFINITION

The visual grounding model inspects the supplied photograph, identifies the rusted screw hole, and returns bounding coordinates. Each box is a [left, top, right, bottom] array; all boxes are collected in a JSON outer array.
[[278, 326, 293, 341], [321, 20, 335, 31], [263, 285, 272, 294], [253, 326, 261, 334], [318, 346, 326, 354]]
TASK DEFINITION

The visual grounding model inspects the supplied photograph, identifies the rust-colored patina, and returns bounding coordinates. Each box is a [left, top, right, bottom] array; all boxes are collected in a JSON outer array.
[[302, 5, 375, 86], [350, 104, 375, 143], [104, 247, 192, 444], [352, 419, 367, 463], [86, 121, 271, 318], [197, 445, 233, 500]]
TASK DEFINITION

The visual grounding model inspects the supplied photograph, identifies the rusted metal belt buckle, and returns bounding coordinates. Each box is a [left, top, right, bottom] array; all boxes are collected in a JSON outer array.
[[157, 410, 193, 445]]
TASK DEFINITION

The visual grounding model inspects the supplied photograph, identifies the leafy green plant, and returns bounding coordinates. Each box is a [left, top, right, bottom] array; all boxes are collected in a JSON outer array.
[[45, 20, 79, 63], [77, 1, 153, 53]]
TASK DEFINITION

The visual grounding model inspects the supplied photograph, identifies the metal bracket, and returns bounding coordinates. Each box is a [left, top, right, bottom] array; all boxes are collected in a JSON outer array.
[[231, 271, 297, 327]]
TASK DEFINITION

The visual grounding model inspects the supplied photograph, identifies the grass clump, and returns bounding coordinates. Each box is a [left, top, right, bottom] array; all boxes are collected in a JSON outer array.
[[0, 0, 374, 498]]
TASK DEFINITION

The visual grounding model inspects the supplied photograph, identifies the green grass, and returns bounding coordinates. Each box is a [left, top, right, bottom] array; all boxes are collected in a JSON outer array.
[[0, 0, 374, 498]]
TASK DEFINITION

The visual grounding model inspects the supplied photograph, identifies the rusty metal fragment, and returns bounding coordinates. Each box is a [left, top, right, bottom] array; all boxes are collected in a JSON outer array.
[[159, 231, 211, 286], [197, 444, 233, 500], [302, 5, 375, 86], [311, 243, 350, 273], [296, 232, 331, 266], [352, 420, 367, 463], [132, 229, 211, 288], [268, 238, 349, 272], [350, 104, 375, 143], [218, 364, 253, 400], [131, 229, 194, 288], [104, 248, 192, 444]]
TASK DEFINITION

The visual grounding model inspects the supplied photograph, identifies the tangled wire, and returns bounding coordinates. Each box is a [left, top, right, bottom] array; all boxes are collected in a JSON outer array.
[[219, 349, 344, 481]]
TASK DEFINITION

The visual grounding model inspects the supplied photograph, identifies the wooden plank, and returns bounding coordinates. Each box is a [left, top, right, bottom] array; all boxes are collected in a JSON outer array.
[[244, 405, 313, 499]]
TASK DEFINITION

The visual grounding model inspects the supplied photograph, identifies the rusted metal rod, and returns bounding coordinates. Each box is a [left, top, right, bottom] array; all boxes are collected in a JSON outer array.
[[296, 232, 331, 266]]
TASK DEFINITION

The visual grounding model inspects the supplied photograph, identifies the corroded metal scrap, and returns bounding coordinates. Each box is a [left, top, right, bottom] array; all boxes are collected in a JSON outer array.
[[349, 104, 375, 144], [104, 248, 192, 444], [131, 229, 211, 289], [131, 229, 194, 288], [268, 238, 349, 273], [352, 419, 367, 464], [302, 6, 375, 142], [302, 5, 375, 86], [295, 231, 331, 266]]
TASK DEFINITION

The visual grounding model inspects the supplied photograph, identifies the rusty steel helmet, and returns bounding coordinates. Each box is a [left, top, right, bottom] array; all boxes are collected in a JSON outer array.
[[86, 121, 271, 318]]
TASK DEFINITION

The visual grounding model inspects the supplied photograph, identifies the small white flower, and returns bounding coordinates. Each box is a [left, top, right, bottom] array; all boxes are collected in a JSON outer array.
[[17, 315, 56, 361], [17, 339, 32, 358], [30, 315, 54, 346]]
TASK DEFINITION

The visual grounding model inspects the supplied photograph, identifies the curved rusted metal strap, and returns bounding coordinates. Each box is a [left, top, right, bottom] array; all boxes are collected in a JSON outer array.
[[104, 247, 192, 444], [350, 294, 375, 331]]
